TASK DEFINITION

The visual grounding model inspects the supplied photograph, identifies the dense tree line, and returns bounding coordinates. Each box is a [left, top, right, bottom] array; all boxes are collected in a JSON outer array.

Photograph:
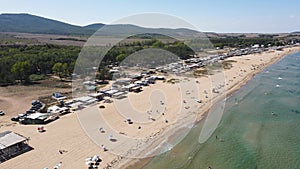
[[100, 39, 195, 66], [0, 39, 195, 85], [0, 44, 80, 85], [210, 37, 285, 49], [1, 36, 290, 85]]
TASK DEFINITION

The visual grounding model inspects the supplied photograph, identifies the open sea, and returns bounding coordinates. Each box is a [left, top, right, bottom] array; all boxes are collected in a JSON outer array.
[[142, 51, 300, 169]]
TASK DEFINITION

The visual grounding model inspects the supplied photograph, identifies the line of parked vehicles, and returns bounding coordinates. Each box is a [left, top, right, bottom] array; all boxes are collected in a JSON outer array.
[[11, 100, 44, 122]]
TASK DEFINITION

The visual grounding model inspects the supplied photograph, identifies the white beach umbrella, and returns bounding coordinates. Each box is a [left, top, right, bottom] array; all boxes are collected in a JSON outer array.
[[85, 161, 92, 165], [92, 155, 99, 162], [85, 157, 92, 161]]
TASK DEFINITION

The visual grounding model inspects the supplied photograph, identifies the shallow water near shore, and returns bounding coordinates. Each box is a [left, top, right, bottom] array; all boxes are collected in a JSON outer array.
[[142, 51, 300, 169]]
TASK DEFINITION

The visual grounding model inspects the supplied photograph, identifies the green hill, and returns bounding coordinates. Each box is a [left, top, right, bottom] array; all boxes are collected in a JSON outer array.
[[0, 13, 95, 35], [0, 13, 201, 37]]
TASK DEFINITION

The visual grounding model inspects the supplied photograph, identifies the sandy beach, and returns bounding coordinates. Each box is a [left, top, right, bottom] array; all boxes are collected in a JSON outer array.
[[0, 45, 300, 169]]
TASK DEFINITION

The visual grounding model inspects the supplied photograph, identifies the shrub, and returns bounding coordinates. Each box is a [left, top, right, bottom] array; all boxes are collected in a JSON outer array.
[[29, 74, 46, 81]]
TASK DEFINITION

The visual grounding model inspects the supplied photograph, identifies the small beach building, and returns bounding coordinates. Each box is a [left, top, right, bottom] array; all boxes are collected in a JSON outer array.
[[0, 131, 30, 162], [89, 92, 105, 101], [156, 76, 165, 80], [112, 91, 126, 99], [73, 96, 98, 105], [21, 112, 49, 124], [122, 84, 138, 92], [134, 81, 143, 85], [131, 86, 142, 93], [47, 105, 70, 115], [145, 77, 156, 84], [114, 78, 132, 85], [109, 69, 119, 74], [52, 92, 67, 100], [85, 85, 97, 91], [131, 74, 143, 80], [68, 101, 85, 111], [103, 89, 119, 97]]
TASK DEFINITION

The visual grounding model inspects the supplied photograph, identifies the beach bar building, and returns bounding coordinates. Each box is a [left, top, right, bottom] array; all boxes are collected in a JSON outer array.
[[20, 112, 49, 124], [47, 105, 70, 115], [74, 96, 98, 105], [0, 131, 30, 162], [103, 89, 119, 97], [89, 92, 105, 101]]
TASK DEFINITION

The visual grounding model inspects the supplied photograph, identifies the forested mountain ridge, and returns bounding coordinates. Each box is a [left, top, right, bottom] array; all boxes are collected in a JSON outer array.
[[0, 13, 200, 36]]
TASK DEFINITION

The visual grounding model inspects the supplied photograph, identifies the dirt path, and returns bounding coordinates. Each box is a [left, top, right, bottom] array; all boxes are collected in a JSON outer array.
[[0, 79, 71, 124]]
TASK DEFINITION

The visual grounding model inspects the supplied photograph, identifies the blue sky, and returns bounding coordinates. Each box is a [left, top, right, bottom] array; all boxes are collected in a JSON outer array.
[[0, 0, 299, 33]]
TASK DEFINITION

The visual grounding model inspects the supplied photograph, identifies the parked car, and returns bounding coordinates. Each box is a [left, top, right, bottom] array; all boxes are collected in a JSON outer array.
[[11, 116, 19, 121], [26, 109, 35, 114], [17, 113, 26, 120]]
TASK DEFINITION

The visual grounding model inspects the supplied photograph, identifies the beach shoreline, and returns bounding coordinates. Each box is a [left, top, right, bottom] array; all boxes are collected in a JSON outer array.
[[119, 46, 300, 169], [0, 46, 300, 169]]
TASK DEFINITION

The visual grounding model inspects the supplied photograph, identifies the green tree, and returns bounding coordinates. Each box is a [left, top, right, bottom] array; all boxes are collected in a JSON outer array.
[[52, 62, 67, 81], [116, 53, 127, 63], [11, 61, 31, 84], [68, 61, 75, 76], [152, 40, 165, 48], [62, 63, 69, 76], [96, 67, 112, 80]]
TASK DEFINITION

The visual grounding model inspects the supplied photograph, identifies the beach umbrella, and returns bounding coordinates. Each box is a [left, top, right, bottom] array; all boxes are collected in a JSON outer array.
[[92, 155, 99, 162], [85, 157, 92, 161], [85, 161, 92, 165]]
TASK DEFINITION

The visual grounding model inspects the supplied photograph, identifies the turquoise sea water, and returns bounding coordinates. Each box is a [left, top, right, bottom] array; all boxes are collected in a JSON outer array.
[[142, 51, 300, 169]]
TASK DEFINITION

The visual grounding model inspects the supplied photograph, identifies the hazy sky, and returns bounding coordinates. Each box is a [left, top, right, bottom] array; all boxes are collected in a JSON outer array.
[[1, 0, 299, 33]]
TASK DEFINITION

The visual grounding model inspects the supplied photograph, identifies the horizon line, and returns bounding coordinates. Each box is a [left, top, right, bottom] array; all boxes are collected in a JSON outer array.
[[0, 12, 299, 34]]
